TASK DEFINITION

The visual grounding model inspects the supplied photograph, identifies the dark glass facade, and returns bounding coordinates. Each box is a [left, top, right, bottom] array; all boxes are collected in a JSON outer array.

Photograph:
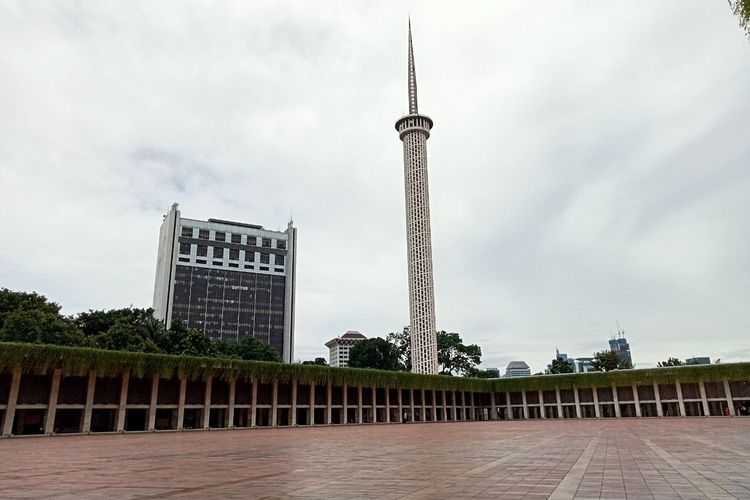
[[171, 265, 287, 355]]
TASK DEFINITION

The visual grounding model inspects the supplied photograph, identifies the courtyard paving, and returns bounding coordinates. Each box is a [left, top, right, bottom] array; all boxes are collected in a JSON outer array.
[[0, 418, 749, 499]]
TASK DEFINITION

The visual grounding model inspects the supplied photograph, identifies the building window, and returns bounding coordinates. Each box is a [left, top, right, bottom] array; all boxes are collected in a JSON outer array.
[[196, 259, 207, 264], [247, 236, 257, 246], [213, 247, 225, 259], [244, 265, 254, 269], [275, 254, 284, 266], [262, 238, 271, 248], [274, 268, 284, 273], [244, 251, 255, 262], [178, 257, 190, 263], [215, 232, 225, 242], [260, 253, 270, 264], [259, 266, 269, 271], [197, 245, 208, 257], [231, 234, 241, 244], [181, 227, 193, 237], [198, 229, 209, 240], [179, 243, 191, 255], [213, 261, 223, 266], [228, 263, 239, 268], [277, 240, 286, 249], [229, 249, 239, 260]]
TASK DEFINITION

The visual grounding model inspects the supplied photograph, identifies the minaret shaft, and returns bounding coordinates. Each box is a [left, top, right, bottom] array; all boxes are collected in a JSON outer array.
[[395, 23, 438, 375]]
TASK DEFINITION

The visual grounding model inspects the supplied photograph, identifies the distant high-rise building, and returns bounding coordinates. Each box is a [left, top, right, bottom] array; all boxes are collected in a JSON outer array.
[[325, 331, 367, 367], [573, 357, 594, 373], [505, 361, 531, 377], [609, 329, 632, 366], [685, 356, 711, 365], [152, 204, 297, 362], [395, 21, 439, 375]]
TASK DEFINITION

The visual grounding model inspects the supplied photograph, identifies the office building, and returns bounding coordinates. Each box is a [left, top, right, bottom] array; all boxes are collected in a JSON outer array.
[[505, 361, 531, 377], [686, 357, 711, 365], [153, 203, 297, 362], [325, 331, 367, 367], [609, 332, 632, 366]]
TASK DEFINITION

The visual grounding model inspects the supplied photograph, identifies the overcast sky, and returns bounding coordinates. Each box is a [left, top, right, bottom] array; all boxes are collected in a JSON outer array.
[[1, 2, 749, 373]]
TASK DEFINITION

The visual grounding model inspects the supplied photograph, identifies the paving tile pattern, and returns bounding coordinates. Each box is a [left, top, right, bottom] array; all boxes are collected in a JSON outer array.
[[1, 419, 749, 499]]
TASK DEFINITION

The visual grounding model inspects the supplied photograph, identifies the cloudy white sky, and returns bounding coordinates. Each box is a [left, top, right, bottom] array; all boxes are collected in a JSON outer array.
[[1, 2, 749, 373]]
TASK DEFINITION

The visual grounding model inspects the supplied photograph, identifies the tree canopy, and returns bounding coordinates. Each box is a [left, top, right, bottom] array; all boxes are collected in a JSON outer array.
[[590, 350, 632, 372], [549, 356, 574, 374], [386, 327, 483, 376], [348, 337, 401, 371], [657, 357, 684, 367]]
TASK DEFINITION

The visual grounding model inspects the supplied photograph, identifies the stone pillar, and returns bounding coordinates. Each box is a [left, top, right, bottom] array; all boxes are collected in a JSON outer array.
[[462, 391, 468, 421], [310, 384, 316, 425], [698, 380, 709, 417], [1, 369, 21, 436], [82, 370, 97, 433], [342, 383, 348, 424], [612, 385, 621, 419], [506, 391, 513, 420], [592, 387, 601, 418], [675, 379, 686, 417], [326, 382, 332, 425], [357, 385, 363, 424], [452, 390, 458, 421], [441, 390, 448, 422], [385, 386, 391, 423], [633, 384, 642, 417], [45, 369, 61, 435], [573, 387, 581, 419], [538, 390, 545, 419], [290, 380, 297, 426], [372, 385, 377, 424], [723, 379, 735, 416], [147, 374, 159, 431], [468, 391, 475, 421], [227, 378, 236, 428], [115, 371, 129, 432], [250, 377, 258, 427], [555, 388, 563, 420], [271, 379, 278, 427], [421, 389, 427, 422], [431, 389, 437, 422], [202, 377, 212, 429], [654, 382, 663, 417], [409, 388, 415, 422], [521, 391, 529, 420], [177, 378, 186, 430], [398, 386, 403, 423]]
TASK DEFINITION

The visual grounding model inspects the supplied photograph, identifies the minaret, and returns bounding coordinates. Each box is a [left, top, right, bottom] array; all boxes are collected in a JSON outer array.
[[395, 21, 438, 374]]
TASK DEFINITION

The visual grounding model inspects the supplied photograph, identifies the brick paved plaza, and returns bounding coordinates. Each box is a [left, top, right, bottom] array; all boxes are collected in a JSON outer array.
[[1, 419, 749, 499]]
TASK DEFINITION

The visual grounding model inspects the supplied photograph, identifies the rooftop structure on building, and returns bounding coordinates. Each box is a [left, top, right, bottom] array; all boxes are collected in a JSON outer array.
[[152, 203, 297, 362], [505, 361, 531, 378], [325, 331, 367, 368]]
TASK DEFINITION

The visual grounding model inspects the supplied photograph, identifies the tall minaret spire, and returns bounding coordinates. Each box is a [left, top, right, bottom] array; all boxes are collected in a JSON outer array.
[[395, 20, 438, 375], [407, 18, 418, 114]]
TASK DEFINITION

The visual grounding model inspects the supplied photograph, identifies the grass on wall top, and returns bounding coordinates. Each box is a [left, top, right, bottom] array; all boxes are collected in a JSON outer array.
[[1, 342, 748, 393]]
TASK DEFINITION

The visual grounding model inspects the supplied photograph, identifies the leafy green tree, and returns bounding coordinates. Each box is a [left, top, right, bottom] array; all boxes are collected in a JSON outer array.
[[348, 338, 400, 371], [657, 357, 684, 367], [729, 0, 750, 38], [549, 356, 574, 374], [157, 320, 214, 357], [75, 307, 164, 345], [437, 331, 482, 376], [0, 288, 62, 327], [302, 357, 328, 366], [466, 367, 500, 378], [231, 336, 282, 362], [0, 308, 88, 347], [590, 350, 630, 372], [386, 327, 411, 371], [94, 319, 160, 353]]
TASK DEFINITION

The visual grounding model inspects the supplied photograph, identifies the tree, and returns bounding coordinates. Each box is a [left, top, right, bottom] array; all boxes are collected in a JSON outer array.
[[657, 357, 684, 367], [466, 367, 500, 379], [0, 308, 88, 347], [0, 288, 62, 327], [348, 338, 400, 371], [76, 307, 164, 345], [94, 319, 160, 353], [549, 356, 574, 374], [729, 0, 750, 39], [437, 331, 482, 376], [231, 337, 282, 362], [302, 357, 328, 366], [157, 320, 215, 357], [386, 327, 411, 371], [590, 350, 630, 372]]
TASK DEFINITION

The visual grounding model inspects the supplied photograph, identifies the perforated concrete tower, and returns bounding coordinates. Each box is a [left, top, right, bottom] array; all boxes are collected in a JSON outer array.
[[395, 21, 438, 374]]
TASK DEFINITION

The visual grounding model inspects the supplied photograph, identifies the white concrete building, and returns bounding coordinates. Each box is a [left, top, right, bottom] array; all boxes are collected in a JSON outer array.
[[153, 203, 297, 362], [325, 331, 367, 367], [505, 361, 531, 377], [395, 21, 439, 374]]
